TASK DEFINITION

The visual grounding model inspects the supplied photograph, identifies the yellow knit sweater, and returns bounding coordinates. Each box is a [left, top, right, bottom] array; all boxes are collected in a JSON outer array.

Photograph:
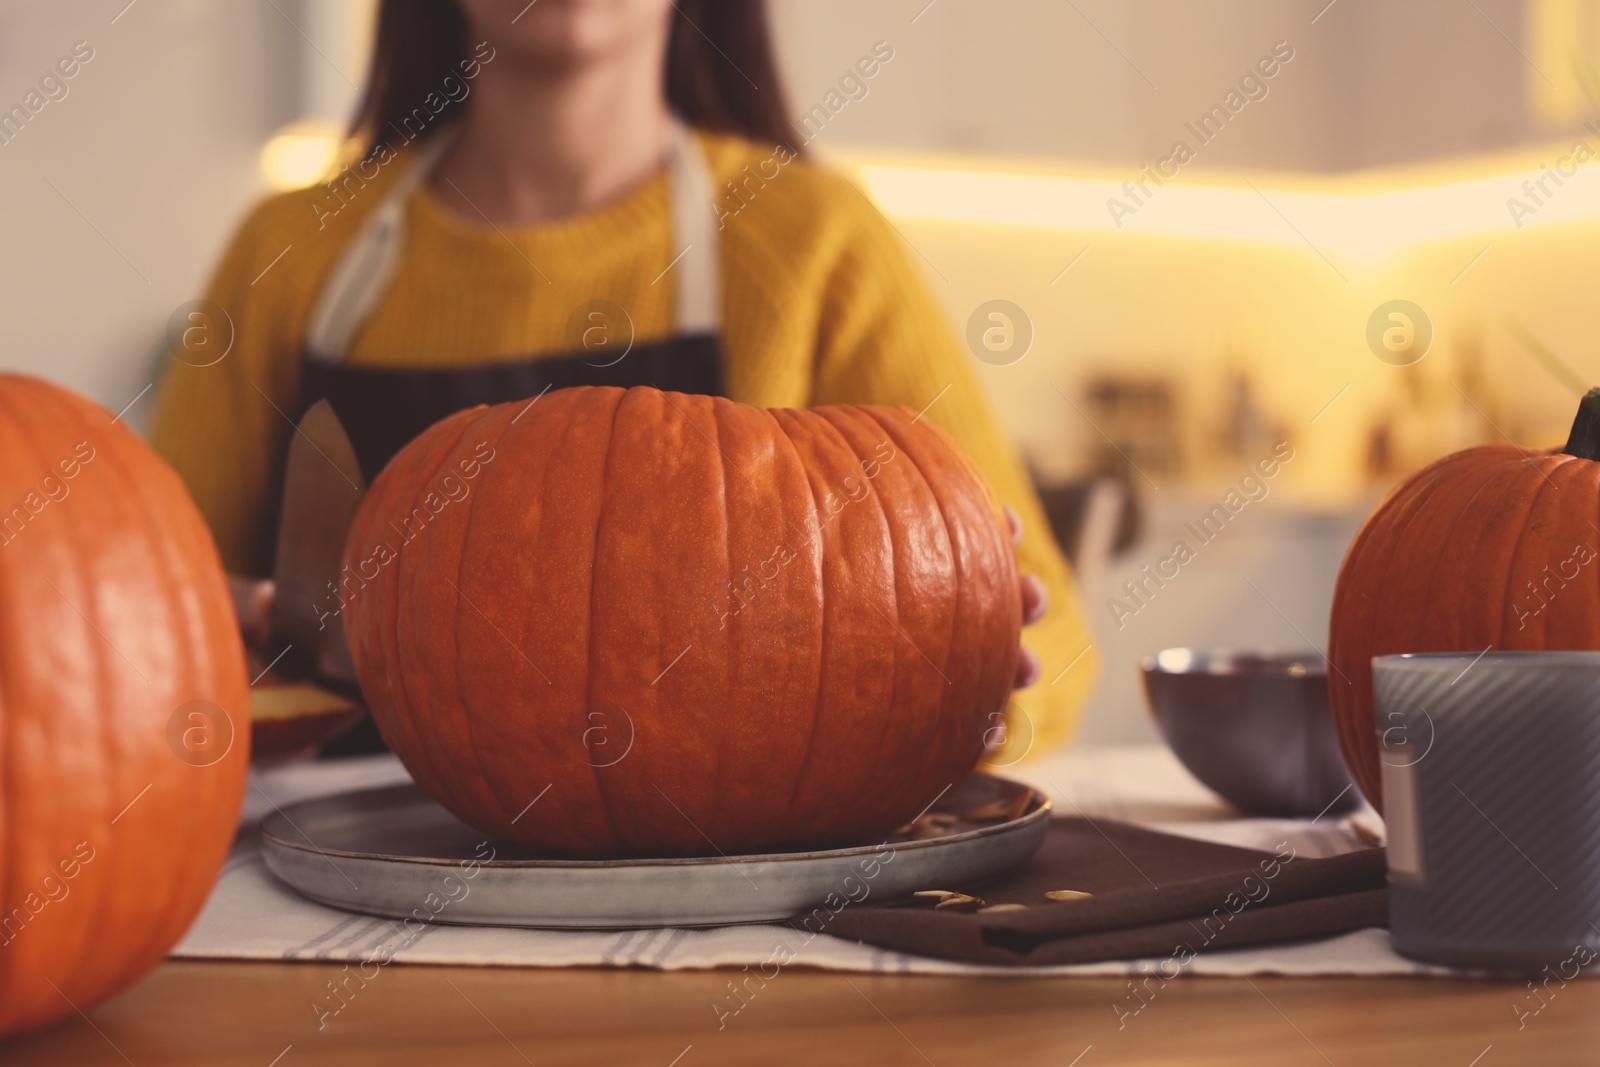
[[150, 129, 1097, 751]]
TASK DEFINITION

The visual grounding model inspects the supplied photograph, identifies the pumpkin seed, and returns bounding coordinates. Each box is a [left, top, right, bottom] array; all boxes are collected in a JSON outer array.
[[1345, 813, 1385, 848], [911, 824, 952, 840], [961, 798, 1014, 821], [912, 890, 985, 910], [1044, 889, 1093, 902], [902, 811, 960, 839], [1006, 791, 1035, 821]]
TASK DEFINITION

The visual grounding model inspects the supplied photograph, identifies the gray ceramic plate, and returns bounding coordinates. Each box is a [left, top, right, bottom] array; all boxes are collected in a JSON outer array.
[[259, 774, 1051, 928]]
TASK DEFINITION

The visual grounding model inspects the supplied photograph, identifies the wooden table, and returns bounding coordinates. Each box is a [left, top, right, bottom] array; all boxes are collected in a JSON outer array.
[[7, 959, 1594, 1066]]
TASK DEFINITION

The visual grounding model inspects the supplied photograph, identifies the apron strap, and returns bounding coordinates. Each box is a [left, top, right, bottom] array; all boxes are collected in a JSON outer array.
[[305, 119, 720, 365], [668, 121, 720, 337], [304, 131, 456, 364]]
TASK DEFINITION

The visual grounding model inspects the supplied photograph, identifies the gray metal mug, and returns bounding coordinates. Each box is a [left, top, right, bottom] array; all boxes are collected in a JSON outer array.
[[1373, 652, 1600, 970]]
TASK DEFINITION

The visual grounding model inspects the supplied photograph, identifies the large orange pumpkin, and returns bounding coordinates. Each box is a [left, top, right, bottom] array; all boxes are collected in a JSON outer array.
[[341, 385, 1020, 857], [1329, 389, 1600, 810], [0, 374, 248, 1038]]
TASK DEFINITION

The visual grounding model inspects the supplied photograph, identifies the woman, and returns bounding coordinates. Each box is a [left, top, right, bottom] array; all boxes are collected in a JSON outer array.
[[151, 0, 1096, 751]]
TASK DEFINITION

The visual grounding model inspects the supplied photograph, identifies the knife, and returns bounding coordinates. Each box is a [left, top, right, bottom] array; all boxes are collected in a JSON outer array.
[[268, 399, 366, 683]]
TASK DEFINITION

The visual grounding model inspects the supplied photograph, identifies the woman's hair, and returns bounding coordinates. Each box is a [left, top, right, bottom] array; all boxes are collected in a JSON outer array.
[[349, 0, 796, 155]]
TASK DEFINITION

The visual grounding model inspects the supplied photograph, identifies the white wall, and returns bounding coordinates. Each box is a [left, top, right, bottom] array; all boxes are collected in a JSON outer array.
[[0, 0, 1569, 419], [769, 0, 1547, 170], [1077, 494, 1371, 745], [0, 0, 296, 426]]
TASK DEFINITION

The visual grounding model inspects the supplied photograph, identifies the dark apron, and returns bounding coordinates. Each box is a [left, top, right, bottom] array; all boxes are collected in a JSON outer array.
[[292, 334, 725, 484]]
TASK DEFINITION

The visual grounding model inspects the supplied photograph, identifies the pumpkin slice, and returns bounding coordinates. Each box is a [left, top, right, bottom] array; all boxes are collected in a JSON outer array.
[[250, 681, 364, 764]]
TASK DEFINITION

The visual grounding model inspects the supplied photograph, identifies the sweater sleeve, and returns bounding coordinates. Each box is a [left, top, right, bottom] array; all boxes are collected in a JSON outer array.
[[808, 193, 1098, 755], [149, 197, 302, 575]]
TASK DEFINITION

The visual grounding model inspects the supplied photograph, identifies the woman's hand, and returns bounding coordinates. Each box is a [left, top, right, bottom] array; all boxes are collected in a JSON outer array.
[[1005, 507, 1048, 689], [228, 574, 275, 654]]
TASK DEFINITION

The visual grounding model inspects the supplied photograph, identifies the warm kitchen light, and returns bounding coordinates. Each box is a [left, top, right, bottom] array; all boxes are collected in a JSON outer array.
[[845, 139, 1600, 265], [259, 120, 344, 191]]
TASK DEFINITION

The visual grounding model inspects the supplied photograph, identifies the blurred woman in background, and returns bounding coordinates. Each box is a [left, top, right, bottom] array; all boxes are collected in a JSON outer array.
[[150, 0, 1096, 749]]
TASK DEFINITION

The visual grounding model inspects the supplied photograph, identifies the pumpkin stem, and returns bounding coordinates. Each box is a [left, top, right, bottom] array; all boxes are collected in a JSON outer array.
[[1562, 388, 1600, 461]]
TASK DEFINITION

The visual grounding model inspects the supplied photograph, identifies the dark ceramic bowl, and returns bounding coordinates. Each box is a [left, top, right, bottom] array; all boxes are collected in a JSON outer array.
[[1139, 648, 1357, 818]]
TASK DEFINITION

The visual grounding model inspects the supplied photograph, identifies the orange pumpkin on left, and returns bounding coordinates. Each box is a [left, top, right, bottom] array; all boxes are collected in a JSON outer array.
[[0, 374, 248, 1038]]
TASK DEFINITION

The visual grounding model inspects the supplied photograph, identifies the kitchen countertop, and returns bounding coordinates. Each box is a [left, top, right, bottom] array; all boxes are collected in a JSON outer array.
[[8, 960, 1592, 1066], [9, 744, 1592, 1065]]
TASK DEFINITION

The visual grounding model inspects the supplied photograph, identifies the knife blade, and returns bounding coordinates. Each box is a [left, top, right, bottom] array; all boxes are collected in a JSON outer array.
[[269, 399, 365, 683]]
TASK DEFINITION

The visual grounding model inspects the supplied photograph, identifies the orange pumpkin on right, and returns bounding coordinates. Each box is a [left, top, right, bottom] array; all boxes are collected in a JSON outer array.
[[1329, 388, 1600, 810]]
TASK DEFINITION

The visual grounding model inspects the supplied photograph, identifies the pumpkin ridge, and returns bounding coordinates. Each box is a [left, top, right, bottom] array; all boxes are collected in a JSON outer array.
[[690, 391, 744, 847], [1586, 458, 1600, 650], [1490, 455, 1567, 652], [349, 443, 413, 782], [0, 643, 11, 1018], [30, 392, 123, 1003], [1527, 455, 1596, 647], [0, 384, 44, 1016], [1465, 454, 1548, 630], [529, 388, 619, 851], [449, 405, 528, 832], [151, 418, 250, 964], [582, 387, 630, 853], [1565, 446, 1600, 544], [765, 410, 843, 837], [504, 395, 589, 843], [1415, 461, 1491, 657], [797, 404, 905, 835], [1459, 454, 1542, 646], [381, 408, 486, 828], [780, 404, 897, 835], [95, 417, 214, 987], [811, 405, 906, 828], [1582, 458, 1600, 650], [836, 404, 944, 825], [356, 445, 411, 780], [709, 395, 795, 845], [1421, 451, 1536, 659], [765, 407, 835, 833], [757, 405, 820, 830], [861, 405, 967, 819], [1537, 454, 1599, 644], [39, 389, 129, 1007], [384, 412, 460, 806]]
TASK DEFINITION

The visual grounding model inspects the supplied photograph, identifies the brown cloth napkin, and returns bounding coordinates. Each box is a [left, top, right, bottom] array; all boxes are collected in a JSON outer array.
[[810, 818, 1387, 967]]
